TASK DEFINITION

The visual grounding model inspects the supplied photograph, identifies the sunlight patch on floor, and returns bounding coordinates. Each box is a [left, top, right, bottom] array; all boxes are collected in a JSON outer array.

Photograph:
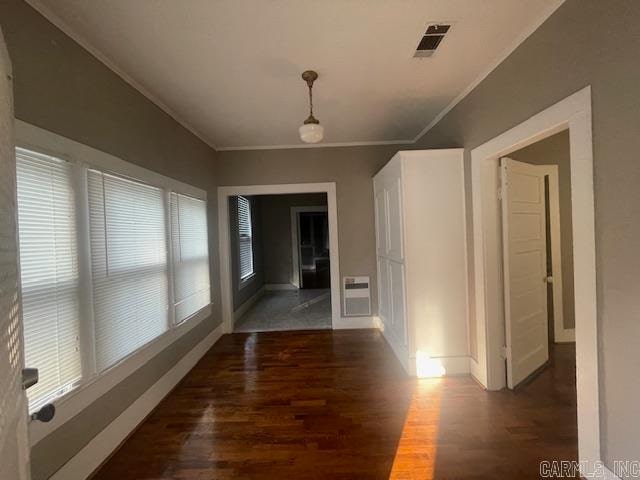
[[389, 379, 442, 480]]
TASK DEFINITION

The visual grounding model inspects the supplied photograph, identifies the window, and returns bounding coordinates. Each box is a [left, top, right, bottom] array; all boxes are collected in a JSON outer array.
[[237, 196, 254, 281], [88, 170, 169, 372], [15, 148, 82, 411], [170, 193, 210, 323], [14, 140, 211, 411]]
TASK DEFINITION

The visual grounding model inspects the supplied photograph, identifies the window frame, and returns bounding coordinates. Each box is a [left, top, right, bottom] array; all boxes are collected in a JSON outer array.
[[236, 195, 255, 286], [15, 120, 212, 438], [86, 168, 172, 373], [170, 191, 211, 325], [15, 148, 84, 412]]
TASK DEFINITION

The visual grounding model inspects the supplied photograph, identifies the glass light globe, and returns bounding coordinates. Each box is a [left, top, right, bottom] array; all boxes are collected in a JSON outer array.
[[299, 123, 324, 144]]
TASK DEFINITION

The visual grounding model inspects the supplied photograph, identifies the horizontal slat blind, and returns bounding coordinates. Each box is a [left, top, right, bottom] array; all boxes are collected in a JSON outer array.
[[170, 193, 210, 323], [15, 148, 82, 410], [88, 170, 168, 372], [237, 196, 254, 280]]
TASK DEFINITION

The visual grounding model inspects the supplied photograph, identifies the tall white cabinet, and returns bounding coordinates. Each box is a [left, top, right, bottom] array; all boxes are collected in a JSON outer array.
[[374, 149, 469, 376]]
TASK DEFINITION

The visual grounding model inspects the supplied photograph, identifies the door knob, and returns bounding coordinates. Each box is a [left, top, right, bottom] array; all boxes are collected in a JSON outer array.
[[544, 276, 553, 283], [31, 404, 55, 422]]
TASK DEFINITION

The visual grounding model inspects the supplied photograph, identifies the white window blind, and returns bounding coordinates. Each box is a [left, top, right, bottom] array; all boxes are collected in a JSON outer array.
[[237, 196, 254, 280], [15, 148, 82, 410], [88, 170, 169, 372], [170, 193, 210, 323]]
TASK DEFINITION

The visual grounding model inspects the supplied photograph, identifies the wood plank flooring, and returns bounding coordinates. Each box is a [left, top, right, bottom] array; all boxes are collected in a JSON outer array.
[[93, 330, 577, 479]]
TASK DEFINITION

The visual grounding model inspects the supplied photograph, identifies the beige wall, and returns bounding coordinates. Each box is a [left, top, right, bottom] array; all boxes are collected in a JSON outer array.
[[217, 145, 405, 313], [0, 1, 220, 479], [510, 130, 575, 331], [258, 193, 328, 285], [414, 0, 640, 467]]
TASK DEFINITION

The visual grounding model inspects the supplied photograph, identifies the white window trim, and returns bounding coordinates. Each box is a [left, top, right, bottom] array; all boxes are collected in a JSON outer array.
[[15, 120, 212, 445], [239, 271, 257, 288], [236, 195, 255, 287]]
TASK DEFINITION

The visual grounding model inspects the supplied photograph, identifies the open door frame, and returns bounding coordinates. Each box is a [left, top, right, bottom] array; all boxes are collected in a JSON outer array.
[[290, 205, 328, 289], [218, 183, 347, 334], [470, 87, 605, 476], [537, 164, 575, 344]]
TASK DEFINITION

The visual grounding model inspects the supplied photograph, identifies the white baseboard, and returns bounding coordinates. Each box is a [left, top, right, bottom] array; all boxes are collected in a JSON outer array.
[[438, 355, 471, 376], [406, 355, 471, 377], [579, 462, 621, 479], [50, 323, 224, 480], [601, 465, 621, 480], [333, 316, 377, 329], [233, 286, 265, 321], [555, 327, 576, 343], [264, 283, 297, 291]]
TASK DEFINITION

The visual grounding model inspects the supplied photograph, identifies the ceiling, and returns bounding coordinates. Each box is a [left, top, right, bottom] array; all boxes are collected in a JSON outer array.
[[29, 0, 563, 150]]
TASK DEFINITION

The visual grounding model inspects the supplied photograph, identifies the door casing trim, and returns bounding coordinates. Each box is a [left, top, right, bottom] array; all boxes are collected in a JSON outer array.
[[470, 86, 604, 475]]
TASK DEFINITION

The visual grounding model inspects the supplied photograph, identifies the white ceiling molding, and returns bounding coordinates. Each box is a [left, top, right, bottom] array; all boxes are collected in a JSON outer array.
[[25, 0, 566, 152], [411, 0, 566, 143], [217, 139, 412, 152], [25, 0, 218, 150]]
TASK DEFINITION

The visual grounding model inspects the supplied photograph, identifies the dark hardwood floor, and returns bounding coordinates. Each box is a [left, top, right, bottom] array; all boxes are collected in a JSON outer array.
[[93, 330, 577, 479]]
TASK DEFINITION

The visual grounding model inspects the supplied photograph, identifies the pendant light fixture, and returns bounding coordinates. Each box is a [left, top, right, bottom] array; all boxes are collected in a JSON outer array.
[[299, 70, 324, 144]]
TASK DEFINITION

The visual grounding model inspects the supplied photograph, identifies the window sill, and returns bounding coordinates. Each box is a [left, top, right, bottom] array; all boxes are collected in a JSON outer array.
[[28, 303, 213, 446], [239, 272, 256, 289]]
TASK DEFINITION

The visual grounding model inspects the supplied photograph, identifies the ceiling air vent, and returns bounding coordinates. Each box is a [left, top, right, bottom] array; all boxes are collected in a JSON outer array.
[[414, 23, 451, 58]]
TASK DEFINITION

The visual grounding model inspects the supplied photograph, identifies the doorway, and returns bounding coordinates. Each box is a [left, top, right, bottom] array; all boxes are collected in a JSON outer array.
[[226, 193, 331, 333], [500, 130, 575, 389], [218, 183, 341, 334], [291, 206, 330, 290], [470, 87, 603, 473]]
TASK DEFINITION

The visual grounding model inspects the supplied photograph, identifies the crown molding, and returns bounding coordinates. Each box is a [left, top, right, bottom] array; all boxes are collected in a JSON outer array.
[[411, 0, 566, 143], [26, 0, 565, 153], [220, 0, 565, 151], [25, 0, 218, 151], [217, 139, 412, 152]]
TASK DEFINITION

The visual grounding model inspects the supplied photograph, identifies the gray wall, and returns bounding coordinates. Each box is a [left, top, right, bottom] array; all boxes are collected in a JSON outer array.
[[510, 130, 575, 331], [229, 195, 264, 310], [4, 0, 639, 473], [414, 0, 640, 468], [258, 193, 328, 285], [217, 145, 404, 314], [0, 1, 221, 479]]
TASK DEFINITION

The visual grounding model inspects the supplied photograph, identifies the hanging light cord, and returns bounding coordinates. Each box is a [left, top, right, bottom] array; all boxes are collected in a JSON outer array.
[[301, 70, 319, 125], [308, 83, 314, 117]]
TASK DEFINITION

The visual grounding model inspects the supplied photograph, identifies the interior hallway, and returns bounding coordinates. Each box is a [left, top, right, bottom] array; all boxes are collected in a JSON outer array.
[[93, 331, 577, 480], [234, 289, 332, 332]]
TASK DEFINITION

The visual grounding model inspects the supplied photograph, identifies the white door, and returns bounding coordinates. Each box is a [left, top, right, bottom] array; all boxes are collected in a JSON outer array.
[[377, 258, 390, 325], [386, 179, 404, 262], [0, 28, 31, 480], [374, 189, 387, 256], [501, 157, 549, 389], [389, 260, 407, 345]]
